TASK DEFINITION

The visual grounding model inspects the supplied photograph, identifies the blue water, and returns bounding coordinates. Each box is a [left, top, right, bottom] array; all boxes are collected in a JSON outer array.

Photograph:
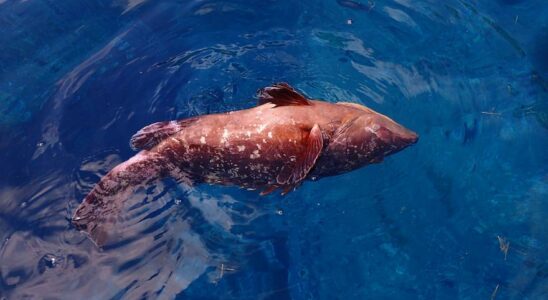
[[1, 0, 547, 299]]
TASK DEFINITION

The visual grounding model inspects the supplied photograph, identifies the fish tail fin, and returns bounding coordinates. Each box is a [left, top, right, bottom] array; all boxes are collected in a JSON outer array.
[[72, 151, 168, 246]]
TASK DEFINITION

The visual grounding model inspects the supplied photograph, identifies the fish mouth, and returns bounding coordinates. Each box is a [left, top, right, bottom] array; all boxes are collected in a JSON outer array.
[[403, 130, 419, 145], [395, 130, 418, 150], [374, 114, 418, 147], [385, 123, 419, 147]]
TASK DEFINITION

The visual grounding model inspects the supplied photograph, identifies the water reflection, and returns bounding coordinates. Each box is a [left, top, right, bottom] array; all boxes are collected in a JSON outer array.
[[1, 157, 268, 298]]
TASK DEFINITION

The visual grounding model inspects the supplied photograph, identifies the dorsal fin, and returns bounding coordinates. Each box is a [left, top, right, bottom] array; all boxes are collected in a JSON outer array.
[[257, 83, 311, 107], [130, 117, 197, 151]]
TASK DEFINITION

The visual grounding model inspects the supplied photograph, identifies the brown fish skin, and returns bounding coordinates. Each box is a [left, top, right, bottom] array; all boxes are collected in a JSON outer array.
[[72, 83, 417, 245], [154, 100, 415, 185]]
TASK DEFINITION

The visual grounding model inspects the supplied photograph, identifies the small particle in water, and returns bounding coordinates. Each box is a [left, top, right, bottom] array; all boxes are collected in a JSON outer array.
[[481, 110, 502, 116], [36, 142, 44, 147], [38, 254, 64, 274], [42, 254, 59, 268], [20, 201, 27, 208], [497, 235, 510, 260], [491, 284, 500, 300], [347, 19, 353, 25], [275, 209, 284, 215], [175, 199, 182, 205]]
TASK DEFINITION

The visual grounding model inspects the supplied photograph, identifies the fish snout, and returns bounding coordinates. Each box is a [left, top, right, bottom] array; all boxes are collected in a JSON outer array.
[[375, 116, 418, 149], [399, 128, 419, 146]]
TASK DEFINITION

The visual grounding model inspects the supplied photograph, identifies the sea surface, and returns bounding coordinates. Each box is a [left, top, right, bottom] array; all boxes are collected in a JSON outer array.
[[1, 0, 547, 299]]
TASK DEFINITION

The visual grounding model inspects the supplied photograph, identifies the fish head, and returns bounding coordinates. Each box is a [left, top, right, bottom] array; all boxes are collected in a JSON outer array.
[[331, 110, 418, 164]]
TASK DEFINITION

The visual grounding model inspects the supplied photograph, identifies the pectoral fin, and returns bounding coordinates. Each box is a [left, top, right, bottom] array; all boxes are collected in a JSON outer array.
[[277, 124, 324, 186]]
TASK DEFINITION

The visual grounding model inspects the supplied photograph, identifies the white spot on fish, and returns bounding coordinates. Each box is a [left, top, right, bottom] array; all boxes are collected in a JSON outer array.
[[268, 131, 273, 138], [200, 136, 206, 144], [250, 150, 260, 159], [237, 145, 246, 152], [365, 126, 379, 136], [257, 124, 267, 133], [221, 129, 230, 143]]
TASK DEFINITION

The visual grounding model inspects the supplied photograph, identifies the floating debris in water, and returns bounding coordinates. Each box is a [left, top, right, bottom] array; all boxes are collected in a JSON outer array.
[[497, 235, 510, 260], [38, 254, 63, 274], [491, 283, 500, 300], [347, 19, 353, 25], [513, 99, 548, 129], [212, 263, 238, 284], [275, 209, 284, 216], [481, 111, 502, 116], [43, 254, 58, 267]]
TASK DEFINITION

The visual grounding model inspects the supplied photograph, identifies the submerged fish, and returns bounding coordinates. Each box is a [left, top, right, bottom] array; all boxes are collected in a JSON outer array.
[[73, 83, 418, 244]]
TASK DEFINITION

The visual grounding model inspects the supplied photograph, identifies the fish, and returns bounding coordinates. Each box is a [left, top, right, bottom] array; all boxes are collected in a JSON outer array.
[[72, 83, 418, 245]]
